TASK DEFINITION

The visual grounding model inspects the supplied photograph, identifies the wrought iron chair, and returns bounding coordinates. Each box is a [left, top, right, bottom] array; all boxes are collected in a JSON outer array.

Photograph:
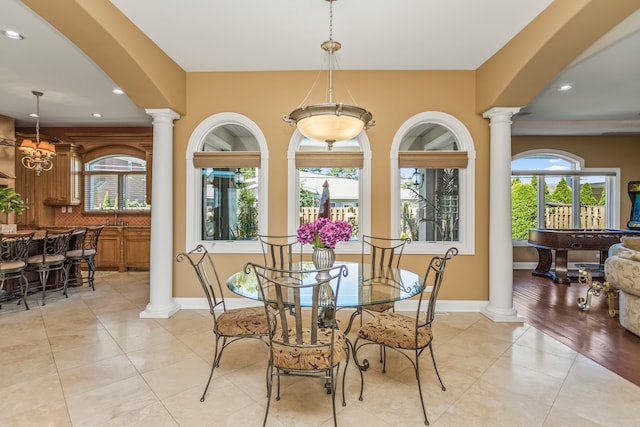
[[176, 245, 276, 402], [0, 232, 35, 310], [257, 234, 302, 270], [357, 235, 411, 317], [64, 225, 103, 296], [25, 229, 74, 306], [353, 247, 458, 426], [245, 262, 349, 427]]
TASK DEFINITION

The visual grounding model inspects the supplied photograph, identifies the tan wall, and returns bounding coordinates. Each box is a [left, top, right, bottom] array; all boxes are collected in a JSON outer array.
[[172, 70, 490, 300], [512, 134, 640, 264]]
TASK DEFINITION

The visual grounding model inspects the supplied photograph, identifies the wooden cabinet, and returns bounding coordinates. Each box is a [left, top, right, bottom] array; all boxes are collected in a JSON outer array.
[[95, 226, 150, 272], [124, 228, 151, 269], [95, 227, 121, 270], [44, 143, 81, 206]]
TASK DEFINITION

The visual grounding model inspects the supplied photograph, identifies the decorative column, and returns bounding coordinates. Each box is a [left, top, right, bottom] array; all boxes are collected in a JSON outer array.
[[140, 108, 181, 319], [481, 107, 523, 322]]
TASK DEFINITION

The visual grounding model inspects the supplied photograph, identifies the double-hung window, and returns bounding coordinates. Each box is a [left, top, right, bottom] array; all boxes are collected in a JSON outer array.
[[391, 112, 475, 255], [84, 155, 149, 211], [288, 134, 371, 254], [511, 150, 618, 241], [186, 113, 268, 253]]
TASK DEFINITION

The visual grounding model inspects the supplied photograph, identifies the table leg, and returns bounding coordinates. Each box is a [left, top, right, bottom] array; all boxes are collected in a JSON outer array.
[[553, 249, 571, 284], [532, 248, 554, 279]]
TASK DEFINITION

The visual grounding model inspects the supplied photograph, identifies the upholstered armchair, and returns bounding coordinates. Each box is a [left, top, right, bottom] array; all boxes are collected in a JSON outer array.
[[605, 236, 640, 336]]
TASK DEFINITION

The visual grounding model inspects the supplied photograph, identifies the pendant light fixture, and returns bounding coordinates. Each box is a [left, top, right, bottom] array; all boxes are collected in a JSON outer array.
[[19, 91, 56, 175], [283, 0, 375, 150]]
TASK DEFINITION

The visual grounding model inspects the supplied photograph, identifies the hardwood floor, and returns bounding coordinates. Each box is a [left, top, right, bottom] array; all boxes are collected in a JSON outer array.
[[513, 269, 640, 387]]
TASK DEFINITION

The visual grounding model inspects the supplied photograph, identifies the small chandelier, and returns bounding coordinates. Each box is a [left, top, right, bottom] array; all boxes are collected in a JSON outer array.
[[19, 91, 55, 176], [283, 0, 375, 150]]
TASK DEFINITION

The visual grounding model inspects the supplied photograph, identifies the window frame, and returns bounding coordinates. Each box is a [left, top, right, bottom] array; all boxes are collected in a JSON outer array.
[[186, 112, 269, 253], [390, 111, 476, 255], [83, 154, 149, 213], [287, 131, 372, 255], [511, 149, 620, 246]]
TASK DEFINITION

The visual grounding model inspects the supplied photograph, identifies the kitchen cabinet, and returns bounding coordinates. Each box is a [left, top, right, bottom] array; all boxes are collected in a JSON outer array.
[[124, 227, 151, 269], [44, 143, 81, 206], [95, 227, 121, 270], [95, 226, 150, 272]]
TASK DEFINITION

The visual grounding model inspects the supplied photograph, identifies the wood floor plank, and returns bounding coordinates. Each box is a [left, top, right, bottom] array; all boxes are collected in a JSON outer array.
[[513, 270, 640, 387]]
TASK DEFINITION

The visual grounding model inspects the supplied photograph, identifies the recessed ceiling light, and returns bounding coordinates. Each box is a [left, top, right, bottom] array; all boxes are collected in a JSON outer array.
[[557, 84, 573, 92], [112, 88, 124, 95], [91, 113, 103, 118], [29, 113, 38, 118], [2, 29, 24, 40]]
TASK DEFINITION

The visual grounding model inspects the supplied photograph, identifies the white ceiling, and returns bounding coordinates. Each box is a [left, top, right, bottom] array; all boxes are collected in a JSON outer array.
[[1, 0, 639, 135]]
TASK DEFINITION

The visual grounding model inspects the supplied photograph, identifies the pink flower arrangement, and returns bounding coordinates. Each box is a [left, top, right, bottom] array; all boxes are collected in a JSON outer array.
[[297, 217, 353, 249]]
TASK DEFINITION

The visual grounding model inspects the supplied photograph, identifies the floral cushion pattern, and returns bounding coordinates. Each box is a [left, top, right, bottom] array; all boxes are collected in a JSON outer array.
[[362, 302, 394, 313], [357, 312, 432, 349], [605, 254, 640, 336], [272, 328, 346, 370], [215, 306, 275, 337]]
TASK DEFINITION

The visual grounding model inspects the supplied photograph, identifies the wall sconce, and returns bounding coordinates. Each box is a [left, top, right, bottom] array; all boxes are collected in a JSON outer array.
[[411, 168, 424, 188], [234, 169, 245, 185]]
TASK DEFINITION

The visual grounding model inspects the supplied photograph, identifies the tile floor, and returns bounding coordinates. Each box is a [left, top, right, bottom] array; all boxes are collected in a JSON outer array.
[[1, 271, 638, 426]]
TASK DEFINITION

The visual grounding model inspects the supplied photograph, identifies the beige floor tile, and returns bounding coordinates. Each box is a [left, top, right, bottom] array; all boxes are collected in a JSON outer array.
[[127, 337, 199, 373], [161, 379, 255, 426], [52, 337, 125, 371], [0, 352, 57, 390], [58, 353, 139, 397], [142, 355, 211, 399], [0, 372, 66, 419], [1, 273, 638, 426], [96, 401, 178, 427], [66, 375, 159, 426]]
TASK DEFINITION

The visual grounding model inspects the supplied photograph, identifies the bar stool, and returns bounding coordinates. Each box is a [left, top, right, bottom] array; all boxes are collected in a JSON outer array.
[[0, 232, 35, 310], [25, 229, 73, 305], [64, 226, 103, 296]]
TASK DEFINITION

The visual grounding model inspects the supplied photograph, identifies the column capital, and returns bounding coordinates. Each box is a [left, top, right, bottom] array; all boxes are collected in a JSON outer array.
[[145, 108, 181, 123], [482, 107, 520, 121]]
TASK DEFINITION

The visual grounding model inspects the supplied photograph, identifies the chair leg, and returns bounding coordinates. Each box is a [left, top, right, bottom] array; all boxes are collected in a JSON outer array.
[[263, 363, 273, 427], [20, 275, 30, 310], [414, 352, 429, 426], [38, 268, 50, 306], [87, 258, 96, 291], [429, 344, 446, 391], [200, 334, 223, 402]]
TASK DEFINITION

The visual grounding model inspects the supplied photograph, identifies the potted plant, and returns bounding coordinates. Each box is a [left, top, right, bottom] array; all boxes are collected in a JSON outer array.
[[0, 187, 29, 231]]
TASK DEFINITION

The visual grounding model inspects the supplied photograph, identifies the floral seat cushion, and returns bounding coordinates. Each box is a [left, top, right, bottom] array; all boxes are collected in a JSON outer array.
[[215, 306, 275, 336], [272, 328, 346, 370], [362, 302, 394, 313], [358, 312, 432, 349]]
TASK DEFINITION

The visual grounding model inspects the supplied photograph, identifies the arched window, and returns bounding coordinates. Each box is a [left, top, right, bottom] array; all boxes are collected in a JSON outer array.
[[287, 132, 371, 254], [84, 154, 148, 212], [391, 112, 476, 255], [186, 113, 268, 253], [511, 149, 619, 241]]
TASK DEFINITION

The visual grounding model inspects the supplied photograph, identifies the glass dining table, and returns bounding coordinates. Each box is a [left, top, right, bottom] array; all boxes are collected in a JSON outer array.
[[226, 261, 424, 333]]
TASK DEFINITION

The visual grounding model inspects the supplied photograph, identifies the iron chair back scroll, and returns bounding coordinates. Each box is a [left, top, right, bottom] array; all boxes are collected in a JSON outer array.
[[176, 245, 275, 403], [245, 262, 349, 427], [63, 225, 103, 294], [258, 234, 302, 270], [0, 232, 35, 310], [25, 229, 74, 306], [353, 247, 458, 426], [356, 235, 411, 318]]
